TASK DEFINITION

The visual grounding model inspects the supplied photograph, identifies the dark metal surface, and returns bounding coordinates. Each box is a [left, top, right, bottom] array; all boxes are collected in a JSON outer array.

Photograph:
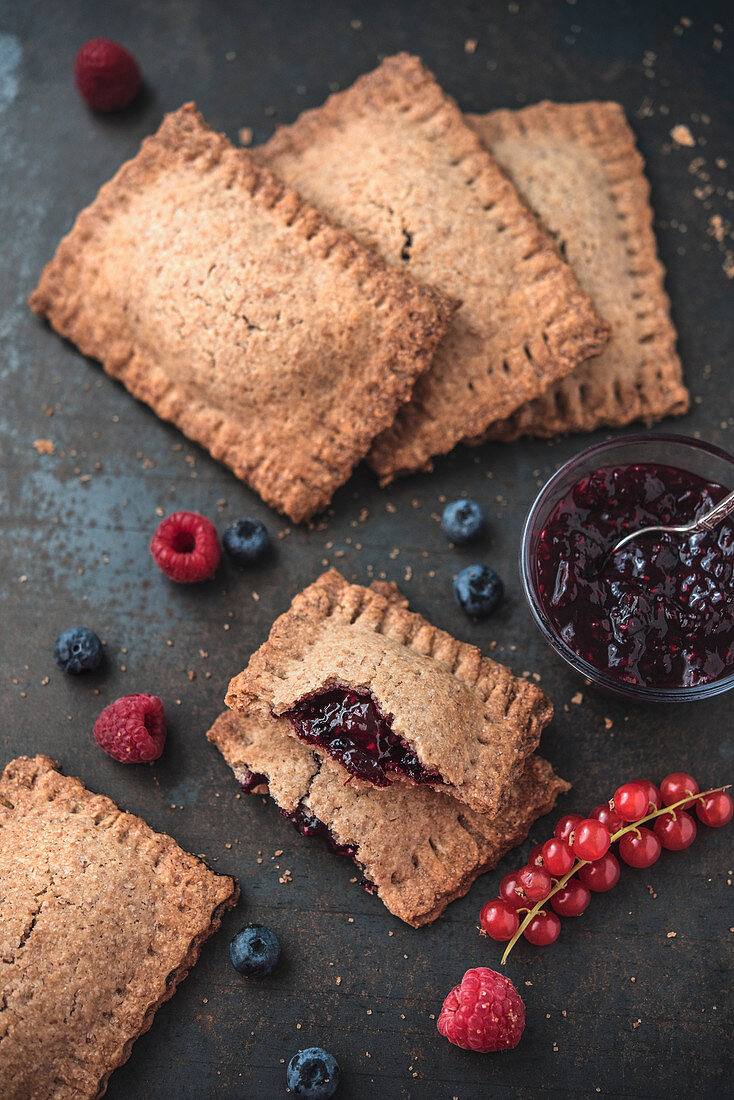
[[1, 2, 732, 1097]]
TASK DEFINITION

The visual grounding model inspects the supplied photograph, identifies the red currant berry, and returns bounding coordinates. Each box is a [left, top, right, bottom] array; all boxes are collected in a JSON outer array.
[[654, 810, 696, 851], [499, 870, 525, 909], [590, 803, 625, 835], [578, 852, 621, 892], [660, 773, 699, 808], [479, 898, 519, 941], [634, 779, 662, 811], [523, 909, 561, 946], [696, 790, 734, 828], [613, 781, 650, 822], [572, 819, 611, 862], [618, 827, 661, 868], [516, 865, 552, 903], [541, 837, 575, 877], [554, 813, 583, 844], [528, 843, 546, 868], [550, 879, 591, 917]]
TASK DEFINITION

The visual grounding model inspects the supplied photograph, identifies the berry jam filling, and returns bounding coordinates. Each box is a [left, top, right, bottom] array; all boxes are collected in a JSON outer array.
[[535, 463, 734, 688], [237, 768, 268, 794], [281, 806, 377, 895], [281, 687, 443, 788]]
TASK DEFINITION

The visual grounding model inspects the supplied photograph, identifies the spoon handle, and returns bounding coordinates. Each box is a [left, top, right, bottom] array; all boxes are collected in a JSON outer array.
[[695, 489, 734, 532]]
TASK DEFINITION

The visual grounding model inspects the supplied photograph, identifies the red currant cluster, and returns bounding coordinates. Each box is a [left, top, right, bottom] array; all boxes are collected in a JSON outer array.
[[479, 774, 732, 960]]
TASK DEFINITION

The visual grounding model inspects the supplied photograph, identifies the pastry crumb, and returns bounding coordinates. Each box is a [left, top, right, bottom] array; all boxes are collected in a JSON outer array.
[[671, 124, 695, 146]]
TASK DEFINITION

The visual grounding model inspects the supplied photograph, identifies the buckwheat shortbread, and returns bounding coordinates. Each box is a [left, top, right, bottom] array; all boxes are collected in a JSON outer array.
[[257, 54, 609, 481], [208, 710, 568, 927], [466, 100, 689, 440], [225, 570, 553, 815], [29, 104, 455, 522], [0, 754, 238, 1100]]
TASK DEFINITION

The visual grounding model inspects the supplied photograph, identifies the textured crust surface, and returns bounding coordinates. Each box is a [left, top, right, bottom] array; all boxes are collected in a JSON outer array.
[[225, 570, 553, 815], [257, 53, 609, 482], [466, 101, 689, 440], [28, 103, 456, 522], [208, 710, 569, 927], [0, 755, 238, 1100]]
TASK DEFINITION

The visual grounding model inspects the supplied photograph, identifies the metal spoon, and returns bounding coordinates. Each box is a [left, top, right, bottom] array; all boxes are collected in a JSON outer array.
[[608, 488, 734, 556]]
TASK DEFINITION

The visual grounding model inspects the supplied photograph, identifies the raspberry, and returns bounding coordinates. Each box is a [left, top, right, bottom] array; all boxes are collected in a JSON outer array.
[[74, 38, 141, 111], [150, 511, 220, 583], [437, 967, 525, 1052], [94, 694, 166, 762]]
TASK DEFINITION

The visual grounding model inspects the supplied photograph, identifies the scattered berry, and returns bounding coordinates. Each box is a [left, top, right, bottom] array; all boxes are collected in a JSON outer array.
[[74, 38, 141, 111], [660, 772, 699, 808], [222, 517, 271, 565], [53, 626, 103, 674], [453, 564, 504, 618], [516, 865, 552, 903], [618, 827, 661, 868], [590, 803, 624, 834], [550, 879, 591, 917], [442, 499, 486, 544], [654, 810, 697, 851], [523, 909, 561, 946], [286, 1047, 340, 1099], [93, 693, 166, 763], [578, 852, 621, 892], [480, 899, 519, 941], [572, 819, 611, 862], [541, 837, 575, 877], [613, 781, 650, 822], [554, 813, 583, 844], [696, 790, 733, 828], [437, 967, 525, 1052], [150, 511, 220, 583], [229, 924, 280, 977], [499, 870, 524, 909]]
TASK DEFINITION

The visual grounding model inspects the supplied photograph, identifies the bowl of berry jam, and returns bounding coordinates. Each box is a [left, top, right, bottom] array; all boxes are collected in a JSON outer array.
[[520, 435, 734, 701]]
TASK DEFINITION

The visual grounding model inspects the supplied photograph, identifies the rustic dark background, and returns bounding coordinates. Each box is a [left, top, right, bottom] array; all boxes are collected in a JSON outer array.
[[1, 1, 732, 1097]]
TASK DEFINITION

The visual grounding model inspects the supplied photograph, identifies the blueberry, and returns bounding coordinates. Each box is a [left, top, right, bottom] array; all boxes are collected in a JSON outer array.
[[454, 565, 504, 618], [286, 1048, 340, 1100], [229, 924, 280, 977], [222, 517, 270, 564], [441, 499, 485, 544], [53, 627, 104, 674]]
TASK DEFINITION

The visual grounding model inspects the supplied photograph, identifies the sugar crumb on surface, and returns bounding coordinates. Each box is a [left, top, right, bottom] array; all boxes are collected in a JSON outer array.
[[671, 124, 695, 146]]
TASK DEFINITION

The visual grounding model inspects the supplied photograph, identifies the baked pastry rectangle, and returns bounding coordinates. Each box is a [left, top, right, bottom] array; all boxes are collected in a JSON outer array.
[[208, 710, 568, 927], [225, 570, 553, 815], [257, 53, 609, 482], [0, 754, 238, 1100], [29, 103, 455, 523], [466, 100, 689, 440]]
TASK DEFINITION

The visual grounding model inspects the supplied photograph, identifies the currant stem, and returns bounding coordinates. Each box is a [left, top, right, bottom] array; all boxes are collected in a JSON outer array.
[[499, 784, 730, 964]]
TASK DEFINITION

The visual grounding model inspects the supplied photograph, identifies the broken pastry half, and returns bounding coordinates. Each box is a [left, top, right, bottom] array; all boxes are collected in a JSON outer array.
[[208, 709, 568, 928], [225, 570, 554, 816]]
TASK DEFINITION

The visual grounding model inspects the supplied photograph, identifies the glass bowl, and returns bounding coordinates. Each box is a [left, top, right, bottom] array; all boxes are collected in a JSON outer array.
[[520, 433, 734, 702]]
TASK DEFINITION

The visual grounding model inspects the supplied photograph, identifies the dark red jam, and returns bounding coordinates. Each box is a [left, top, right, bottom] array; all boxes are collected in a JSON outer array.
[[281, 687, 443, 787], [238, 768, 268, 794], [535, 463, 734, 689], [280, 805, 377, 895]]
